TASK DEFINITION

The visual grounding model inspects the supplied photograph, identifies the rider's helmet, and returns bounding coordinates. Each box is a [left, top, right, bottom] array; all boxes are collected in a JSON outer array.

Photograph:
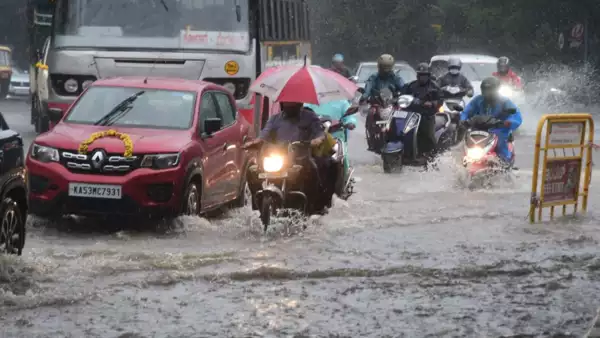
[[377, 54, 395, 74], [332, 54, 344, 63], [448, 57, 462, 75], [481, 76, 501, 101], [497, 56, 510, 75], [416, 62, 431, 84]]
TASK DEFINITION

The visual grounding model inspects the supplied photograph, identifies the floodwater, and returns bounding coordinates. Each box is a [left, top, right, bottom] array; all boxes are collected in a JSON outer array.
[[1, 98, 600, 337]]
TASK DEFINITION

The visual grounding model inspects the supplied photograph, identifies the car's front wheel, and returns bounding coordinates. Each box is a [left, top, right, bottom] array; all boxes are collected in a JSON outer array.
[[182, 182, 201, 216], [0, 197, 26, 255]]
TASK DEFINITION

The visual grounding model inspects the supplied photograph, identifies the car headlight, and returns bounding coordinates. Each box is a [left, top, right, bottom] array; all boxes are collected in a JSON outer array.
[[263, 155, 284, 172], [498, 86, 513, 97], [141, 153, 180, 169], [82, 80, 94, 90], [30, 143, 59, 163], [403, 114, 419, 133], [64, 78, 79, 93]]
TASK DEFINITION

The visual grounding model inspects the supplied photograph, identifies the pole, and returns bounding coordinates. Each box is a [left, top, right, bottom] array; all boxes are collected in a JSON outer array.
[[584, 15, 589, 72]]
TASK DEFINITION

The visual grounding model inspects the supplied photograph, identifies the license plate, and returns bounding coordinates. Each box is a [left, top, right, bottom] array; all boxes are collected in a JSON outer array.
[[259, 172, 288, 179], [68, 183, 122, 199], [393, 111, 408, 118]]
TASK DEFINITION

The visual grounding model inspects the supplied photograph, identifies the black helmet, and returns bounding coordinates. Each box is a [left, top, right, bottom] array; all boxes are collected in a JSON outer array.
[[416, 62, 431, 74], [481, 76, 501, 91], [497, 56, 510, 74], [448, 57, 462, 70]]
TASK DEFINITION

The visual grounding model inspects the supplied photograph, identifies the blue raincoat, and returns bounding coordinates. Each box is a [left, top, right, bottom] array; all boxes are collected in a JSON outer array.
[[304, 100, 356, 175], [361, 72, 405, 100], [460, 95, 523, 162]]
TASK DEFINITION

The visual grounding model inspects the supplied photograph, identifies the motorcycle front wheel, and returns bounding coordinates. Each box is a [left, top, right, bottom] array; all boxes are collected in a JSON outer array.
[[382, 152, 403, 173], [260, 195, 273, 231]]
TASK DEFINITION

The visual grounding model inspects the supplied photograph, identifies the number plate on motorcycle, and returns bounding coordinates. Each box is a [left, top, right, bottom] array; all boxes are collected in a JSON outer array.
[[259, 172, 288, 179], [393, 111, 408, 118]]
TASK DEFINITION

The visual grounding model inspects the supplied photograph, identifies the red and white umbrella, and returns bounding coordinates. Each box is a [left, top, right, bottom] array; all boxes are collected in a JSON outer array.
[[249, 65, 358, 104]]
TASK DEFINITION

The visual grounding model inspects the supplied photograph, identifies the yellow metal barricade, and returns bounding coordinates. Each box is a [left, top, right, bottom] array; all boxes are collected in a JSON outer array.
[[530, 114, 594, 223]]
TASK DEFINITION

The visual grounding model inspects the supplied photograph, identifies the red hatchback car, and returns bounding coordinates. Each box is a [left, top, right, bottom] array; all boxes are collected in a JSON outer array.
[[26, 77, 256, 219]]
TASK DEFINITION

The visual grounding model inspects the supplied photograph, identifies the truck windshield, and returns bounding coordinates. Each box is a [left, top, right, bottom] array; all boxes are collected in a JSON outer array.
[[53, 0, 249, 52]]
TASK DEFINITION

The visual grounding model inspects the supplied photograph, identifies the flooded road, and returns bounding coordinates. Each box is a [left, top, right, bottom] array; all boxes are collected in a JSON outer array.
[[1, 98, 600, 337]]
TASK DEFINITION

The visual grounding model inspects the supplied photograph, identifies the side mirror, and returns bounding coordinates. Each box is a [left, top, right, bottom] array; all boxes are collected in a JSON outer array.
[[48, 107, 63, 123], [203, 117, 222, 136]]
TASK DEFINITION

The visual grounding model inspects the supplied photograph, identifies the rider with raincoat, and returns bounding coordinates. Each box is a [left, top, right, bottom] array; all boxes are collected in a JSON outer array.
[[459, 77, 523, 166]]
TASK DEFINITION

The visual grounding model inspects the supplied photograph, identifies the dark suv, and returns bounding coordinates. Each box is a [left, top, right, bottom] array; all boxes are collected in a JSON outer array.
[[0, 111, 27, 255]]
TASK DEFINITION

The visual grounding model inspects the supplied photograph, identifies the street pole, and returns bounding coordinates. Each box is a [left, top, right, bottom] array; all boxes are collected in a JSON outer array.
[[583, 15, 588, 72]]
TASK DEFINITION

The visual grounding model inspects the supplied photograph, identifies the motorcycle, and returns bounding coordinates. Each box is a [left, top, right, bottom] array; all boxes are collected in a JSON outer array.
[[318, 108, 358, 201], [363, 88, 397, 154], [440, 85, 470, 115], [461, 110, 517, 188], [377, 94, 459, 173], [250, 141, 324, 231]]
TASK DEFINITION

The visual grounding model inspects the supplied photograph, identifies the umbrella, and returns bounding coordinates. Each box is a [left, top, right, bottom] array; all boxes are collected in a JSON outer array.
[[249, 63, 358, 105]]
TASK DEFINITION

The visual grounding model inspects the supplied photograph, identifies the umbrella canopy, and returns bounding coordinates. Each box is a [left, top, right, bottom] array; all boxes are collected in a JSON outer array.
[[249, 65, 358, 105]]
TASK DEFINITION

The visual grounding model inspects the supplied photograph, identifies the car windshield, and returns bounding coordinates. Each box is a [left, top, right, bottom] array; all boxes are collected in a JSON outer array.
[[356, 64, 407, 83], [53, 0, 250, 52], [0, 50, 10, 67], [396, 66, 417, 83], [65, 86, 196, 130], [431, 59, 497, 81], [461, 62, 498, 81]]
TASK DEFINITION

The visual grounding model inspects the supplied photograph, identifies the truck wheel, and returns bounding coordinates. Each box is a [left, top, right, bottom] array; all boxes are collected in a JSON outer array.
[[36, 114, 49, 134]]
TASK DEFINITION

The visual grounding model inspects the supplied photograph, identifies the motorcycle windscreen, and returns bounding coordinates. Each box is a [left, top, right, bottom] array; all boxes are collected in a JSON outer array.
[[387, 117, 407, 140]]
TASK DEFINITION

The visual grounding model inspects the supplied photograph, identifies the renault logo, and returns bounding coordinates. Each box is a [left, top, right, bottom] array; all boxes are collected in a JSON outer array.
[[90, 149, 106, 169]]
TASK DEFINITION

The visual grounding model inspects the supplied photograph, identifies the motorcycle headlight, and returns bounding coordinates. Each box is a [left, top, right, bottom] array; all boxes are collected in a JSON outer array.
[[403, 115, 419, 133], [140, 153, 180, 169], [466, 143, 493, 161], [64, 78, 79, 93], [498, 86, 513, 97], [439, 105, 445, 113], [467, 147, 485, 160], [263, 155, 284, 172], [30, 143, 59, 163]]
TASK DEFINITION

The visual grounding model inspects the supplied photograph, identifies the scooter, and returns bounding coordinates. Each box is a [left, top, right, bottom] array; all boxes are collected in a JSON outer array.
[[377, 95, 459, 173], [363, 88, 397, 154], [318, 108, 358, 201], [461, 111, 517, 188]]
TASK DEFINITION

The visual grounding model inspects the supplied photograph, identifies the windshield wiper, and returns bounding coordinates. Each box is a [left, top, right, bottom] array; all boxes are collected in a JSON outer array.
[[94, 91, 145, 126]]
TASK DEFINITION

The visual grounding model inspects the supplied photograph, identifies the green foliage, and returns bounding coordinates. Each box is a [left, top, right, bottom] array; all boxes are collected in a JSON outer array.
[[309, 0, 600, 67]]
